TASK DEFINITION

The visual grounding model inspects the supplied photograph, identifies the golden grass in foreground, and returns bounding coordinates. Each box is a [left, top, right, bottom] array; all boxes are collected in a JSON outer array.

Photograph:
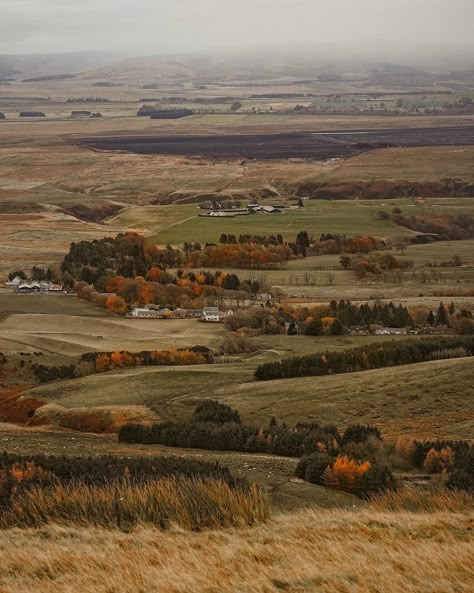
[[0, 506, 473, 593], [0, 478, 269, 531]]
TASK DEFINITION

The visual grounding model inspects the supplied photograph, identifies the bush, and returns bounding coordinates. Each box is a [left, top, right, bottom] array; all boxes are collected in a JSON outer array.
[[192, 401, 241, 424]]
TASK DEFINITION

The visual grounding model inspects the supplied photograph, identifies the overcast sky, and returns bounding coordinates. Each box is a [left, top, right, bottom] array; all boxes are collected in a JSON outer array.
[[1, 0, 473, 65]]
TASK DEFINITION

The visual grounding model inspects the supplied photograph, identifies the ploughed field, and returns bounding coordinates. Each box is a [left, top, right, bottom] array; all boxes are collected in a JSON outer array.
[[76, 126, 474, 160]]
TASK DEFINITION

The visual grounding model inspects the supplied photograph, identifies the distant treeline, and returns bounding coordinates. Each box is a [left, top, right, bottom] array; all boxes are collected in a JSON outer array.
[[137, 105, 194, 118], [19, 111, 45, 117], [394, 213, 474, 241], [254, 336, 474, 381], [292, 179, 474, 200]]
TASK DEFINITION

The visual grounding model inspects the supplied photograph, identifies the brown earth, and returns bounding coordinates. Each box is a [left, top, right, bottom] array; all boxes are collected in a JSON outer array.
[[76, 126, 474, 160]]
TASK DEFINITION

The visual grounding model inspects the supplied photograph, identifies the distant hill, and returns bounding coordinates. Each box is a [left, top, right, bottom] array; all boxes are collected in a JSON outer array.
[[2, 51, 472, 89], [0, 52, 120, 82]]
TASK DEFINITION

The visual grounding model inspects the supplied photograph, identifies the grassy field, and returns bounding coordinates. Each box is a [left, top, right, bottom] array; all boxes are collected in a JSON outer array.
[[1, 507, 472, 593], [23, 355, 474, 440], [322, 146, 474, 183], [0, 306, 225, 356], [146, 201, 417, 245], [117, 198, 474, 248]]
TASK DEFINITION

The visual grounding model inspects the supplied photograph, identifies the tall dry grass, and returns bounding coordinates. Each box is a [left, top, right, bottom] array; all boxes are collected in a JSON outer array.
[[0, 477, 269, 530], [369, 486, 474, 513], [0, 506, 473, 593]]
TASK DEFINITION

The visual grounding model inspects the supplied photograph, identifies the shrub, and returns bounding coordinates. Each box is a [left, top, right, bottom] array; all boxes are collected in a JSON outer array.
[[423, 447, 455, 474], [192, 401, 241, 424]]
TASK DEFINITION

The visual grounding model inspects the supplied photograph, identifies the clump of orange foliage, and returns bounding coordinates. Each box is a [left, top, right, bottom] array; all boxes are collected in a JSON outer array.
[[0, 461, 49, 484], [323, 455, 371, 491], [423, 447, 455, 474], [95, 349, 206, 372]]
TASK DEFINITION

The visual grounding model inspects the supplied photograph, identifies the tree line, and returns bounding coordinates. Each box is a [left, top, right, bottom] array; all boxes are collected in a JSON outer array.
[[254, 336, 474, 381]]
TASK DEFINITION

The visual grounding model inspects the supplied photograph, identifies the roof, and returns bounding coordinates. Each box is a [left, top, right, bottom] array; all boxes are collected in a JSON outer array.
[[203, 307, 219, 313]]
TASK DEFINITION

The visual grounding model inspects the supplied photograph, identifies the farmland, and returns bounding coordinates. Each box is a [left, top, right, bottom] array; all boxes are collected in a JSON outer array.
[[77, 126, 474, 160], [1, 72, 474, 530]]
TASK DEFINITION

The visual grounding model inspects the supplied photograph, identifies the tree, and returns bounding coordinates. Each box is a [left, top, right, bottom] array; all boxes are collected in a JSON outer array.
[[95, 354, 111, 372], [437, 302, 448, 326], [330, 319, 345, 335], [8, 270, 27, 281], [287, 321, 298, 336], [105, 295, 127, 315], [423, 447, 454, 473], [322, 455, 371, 491], [192, 400, 241, 424], [305, 317, 323, 336], [427, 310, 435, 326], [295, 231, 311, 257]]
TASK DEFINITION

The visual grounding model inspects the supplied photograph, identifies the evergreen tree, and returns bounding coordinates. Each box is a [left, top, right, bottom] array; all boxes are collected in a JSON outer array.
[[437, 302, 448, 326], [330, 319, 345, 335], [427, 310, 435, 326]]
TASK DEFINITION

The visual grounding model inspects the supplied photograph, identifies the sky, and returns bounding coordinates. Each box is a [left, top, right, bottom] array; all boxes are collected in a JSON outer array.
[[1, 0, 473, 67]]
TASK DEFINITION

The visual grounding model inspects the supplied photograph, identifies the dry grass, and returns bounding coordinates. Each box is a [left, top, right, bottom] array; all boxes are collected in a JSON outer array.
[[0, 505, 472, 593], [0, 478, 268, 531], [370, 486, 474, 513]]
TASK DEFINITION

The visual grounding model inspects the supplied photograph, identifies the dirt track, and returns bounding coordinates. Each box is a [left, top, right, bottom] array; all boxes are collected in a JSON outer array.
[[76, 126, 474, 160]]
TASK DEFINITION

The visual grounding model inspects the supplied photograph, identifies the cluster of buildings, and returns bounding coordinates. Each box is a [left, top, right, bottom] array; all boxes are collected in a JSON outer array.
[[130, 306, 228, 322], [199, 204, 283, 218], [6, 276, 63, 294]]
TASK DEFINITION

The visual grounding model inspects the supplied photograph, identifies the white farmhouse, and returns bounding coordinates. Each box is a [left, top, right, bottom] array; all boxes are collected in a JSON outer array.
[[202, 307, 221, 322]]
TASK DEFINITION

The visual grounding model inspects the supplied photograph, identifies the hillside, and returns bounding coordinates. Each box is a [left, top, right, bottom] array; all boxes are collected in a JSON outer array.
[[24, 357, 474, 440], [0, 52, 118, 82]]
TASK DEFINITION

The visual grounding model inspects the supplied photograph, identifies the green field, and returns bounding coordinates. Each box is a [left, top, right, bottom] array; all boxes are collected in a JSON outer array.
[[145, 201, 414, 245], [111, 198, 474, 246]]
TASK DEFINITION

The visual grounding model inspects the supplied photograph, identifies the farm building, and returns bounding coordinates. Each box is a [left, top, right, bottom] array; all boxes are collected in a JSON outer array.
[[16, 282, 41, 293], [7, 277, 63, 293], [130, 307, 205, 319], [375, 328, 407, 335], [202, 307, 221, 322], [130, 307, 168, 319], [246, 204, 281, 213]]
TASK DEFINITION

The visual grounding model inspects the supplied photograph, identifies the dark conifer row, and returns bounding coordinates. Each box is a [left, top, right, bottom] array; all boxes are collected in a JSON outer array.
[[254, 336, 474, 381]]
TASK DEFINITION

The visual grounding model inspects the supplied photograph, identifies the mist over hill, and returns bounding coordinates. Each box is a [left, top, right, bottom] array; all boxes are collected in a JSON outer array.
[[2, 50, 472, 91]]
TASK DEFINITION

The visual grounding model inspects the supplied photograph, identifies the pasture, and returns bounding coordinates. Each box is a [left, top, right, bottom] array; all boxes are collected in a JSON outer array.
[[0, 306, 225, 357], [22, 354, 474, 441]]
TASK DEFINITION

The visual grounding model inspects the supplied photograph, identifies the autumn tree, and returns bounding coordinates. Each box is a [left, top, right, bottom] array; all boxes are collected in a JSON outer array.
[[105, 295, 127, 315], [322, 455, 371, 491]]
